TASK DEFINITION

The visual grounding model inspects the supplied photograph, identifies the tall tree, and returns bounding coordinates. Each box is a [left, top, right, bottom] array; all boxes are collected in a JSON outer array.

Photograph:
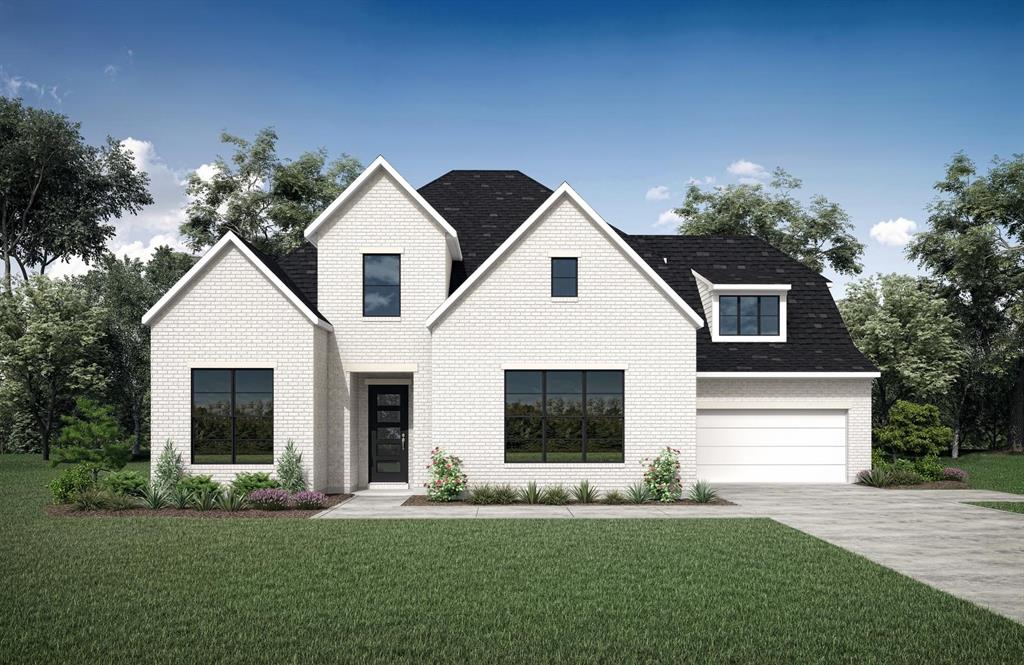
[[145, 244, 197, 294], [0, 97, 152, 291], [839, 274, 964, 428], [908, 153, 1024, 453], [0, 276, 106, 459], [181, 128, 361, 256], [674, 168, 864, 276]]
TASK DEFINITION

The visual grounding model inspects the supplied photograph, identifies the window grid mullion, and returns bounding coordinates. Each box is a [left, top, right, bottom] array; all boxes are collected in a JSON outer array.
[[582, 371, 588, 463], [229, 369, 237, 464], [541, 371, 547, 463]]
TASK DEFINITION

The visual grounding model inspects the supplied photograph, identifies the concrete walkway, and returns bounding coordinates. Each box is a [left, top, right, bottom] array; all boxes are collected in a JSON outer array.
[[315, 485, 1024, 623]]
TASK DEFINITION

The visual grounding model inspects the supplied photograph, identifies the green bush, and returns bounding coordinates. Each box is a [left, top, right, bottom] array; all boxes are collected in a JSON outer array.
[[688, 480, 719, 503], [857, 468, 892, 487], [191, 488, 219, 511], [914, 455, 945, 481], [214, 490, 248, 512], [491, 484, 518, 504], [541, 485, 569, 505], [570, 480, 598, 504], [153, 440, 184, 491], [518, 481, 543, 505], [177, 475, 221, 497], [424, 448, 467, 501], [73, 489, 137, 511], [642, 447, 682, 502], [888, 459, 924, 485], [231, 472, 279, 496], [468, 484, 497, 505], [276, 440, 306, 493], [139, 483, 169, 509], [168, 486, 192, 509], [603, 490, 626, 505], [101, 470, 147, 497], [50, 398, 131, 481], [49, 464, 96, 504], [871, 447, 889, 468], [875, 401, 952, 458], [626, 482, 652, 504]]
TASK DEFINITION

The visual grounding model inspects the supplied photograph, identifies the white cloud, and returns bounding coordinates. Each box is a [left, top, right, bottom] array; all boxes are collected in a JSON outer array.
[[118, 137, 193, 235], [0, 66, 65, 103], [870, 217, 918, 247], [655, 210, 683, 227], [645, 185, 670, 201], [687, 176, 716, 186], [193, 162, 220, 184], [104, 64, 119, 79], [48, 234, 190, 278], [727, 159, 768, 183]]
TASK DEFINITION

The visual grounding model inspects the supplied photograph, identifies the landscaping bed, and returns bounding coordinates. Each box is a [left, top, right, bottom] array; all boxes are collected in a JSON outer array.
[[401, 494, 734, 507], [885, 481, 968, 490], [47, 493, 352, 519]]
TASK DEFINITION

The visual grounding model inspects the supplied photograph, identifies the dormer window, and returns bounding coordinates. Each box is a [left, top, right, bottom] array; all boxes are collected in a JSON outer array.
[[719, 296, 780, 336], [551, 257, 578, 297]]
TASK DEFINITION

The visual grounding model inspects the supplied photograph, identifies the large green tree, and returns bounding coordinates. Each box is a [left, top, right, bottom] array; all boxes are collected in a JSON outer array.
[[181, 128, 361, 256], [908, 153, 1024, 453], [0, 276, 106, 459], [674, 168, 864, 276], [839, 274, 964, 430], [0, 96, 152, 292]]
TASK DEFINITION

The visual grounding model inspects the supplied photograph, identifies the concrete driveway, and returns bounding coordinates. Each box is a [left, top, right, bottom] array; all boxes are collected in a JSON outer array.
[[716, 484, 1024, 624]]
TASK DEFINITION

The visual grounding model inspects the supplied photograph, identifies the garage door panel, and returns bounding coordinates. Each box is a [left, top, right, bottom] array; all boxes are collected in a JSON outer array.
[[697, 445, 846, 466], [696, 427, 846, 447], [697, 464, 847, 483], [697, 409, 846, 429]]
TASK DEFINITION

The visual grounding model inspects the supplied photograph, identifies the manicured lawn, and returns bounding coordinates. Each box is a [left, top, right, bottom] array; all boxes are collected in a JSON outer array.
[[941, 452, 1024, 494], [969, 501, 1024, 515], [2, 455, 1022, 664]]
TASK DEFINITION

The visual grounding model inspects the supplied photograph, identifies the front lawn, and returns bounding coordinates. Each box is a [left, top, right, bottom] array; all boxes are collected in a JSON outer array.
[[2, 454, 1022, 664], [941, 452, 1024, 494], [969, 501, 1024, 515]]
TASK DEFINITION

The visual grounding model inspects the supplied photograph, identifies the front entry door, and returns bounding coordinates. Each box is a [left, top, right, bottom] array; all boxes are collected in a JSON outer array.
[[368, 385, 409, 483]]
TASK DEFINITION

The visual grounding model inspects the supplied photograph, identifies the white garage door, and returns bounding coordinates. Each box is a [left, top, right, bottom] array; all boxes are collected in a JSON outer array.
[[696, 409, 847, 483]]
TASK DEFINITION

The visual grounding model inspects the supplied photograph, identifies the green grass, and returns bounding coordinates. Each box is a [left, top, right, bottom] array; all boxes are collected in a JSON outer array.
[[941, 452, 1024, 494], [968, 501, 1024, 514], [2, 454, 1023, 664]]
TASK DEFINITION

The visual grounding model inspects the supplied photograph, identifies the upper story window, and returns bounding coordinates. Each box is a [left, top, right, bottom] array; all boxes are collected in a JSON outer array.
[[551, 257, 578, 297], [192, 369, 273, 465], [719, 295, 780, 336], [363, 254, 401, 317]]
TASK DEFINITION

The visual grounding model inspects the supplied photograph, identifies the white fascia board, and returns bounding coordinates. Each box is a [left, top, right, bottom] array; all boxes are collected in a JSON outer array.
[[690, 270, 791, 293], [501, 361, 629, 370], [141, 231, 333, 332], [303, 155, 462, 261], [697, 372, 881, 379], [425, 183, 705, 330]]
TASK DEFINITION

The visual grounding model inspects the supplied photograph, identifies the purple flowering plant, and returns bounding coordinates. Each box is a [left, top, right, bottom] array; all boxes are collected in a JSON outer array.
[[424, 447, 468, 502], [942, 467, 968, 482], [291, 490, 328, 509], [247, 488, 290, 510]]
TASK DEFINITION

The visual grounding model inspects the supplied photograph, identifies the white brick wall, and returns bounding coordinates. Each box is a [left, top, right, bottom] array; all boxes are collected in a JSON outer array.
[[149, 248, 320, 487], [315, 171, 447, 492], [431, 196, 700, 490], [696, 377, 873, 482]]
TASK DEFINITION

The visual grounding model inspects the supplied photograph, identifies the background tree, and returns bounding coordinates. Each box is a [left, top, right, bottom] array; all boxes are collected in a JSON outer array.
[[145, 245, 197, 293], [839, 274, 964, 427], [0, 276, 106, 459], [0, 96, 152, 291], [674, 168, 864, 276], [50, 397, 130, 480], [907, 153, 1024, 453], [181, 127, 361, 256]]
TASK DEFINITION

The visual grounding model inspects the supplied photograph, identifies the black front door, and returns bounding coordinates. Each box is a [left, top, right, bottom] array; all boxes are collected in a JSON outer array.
[[368, 385, 409, 482]]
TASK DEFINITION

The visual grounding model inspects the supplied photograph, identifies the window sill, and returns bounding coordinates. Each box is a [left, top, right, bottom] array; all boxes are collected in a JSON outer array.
[[361, 316, 403, 322], [711, 335, 786, 343], [550, 297, 579, 303]]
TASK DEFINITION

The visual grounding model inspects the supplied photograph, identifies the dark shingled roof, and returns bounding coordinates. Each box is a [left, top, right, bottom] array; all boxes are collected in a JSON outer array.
[[233, 235, 329, 324], [272, 169, 873, 373]]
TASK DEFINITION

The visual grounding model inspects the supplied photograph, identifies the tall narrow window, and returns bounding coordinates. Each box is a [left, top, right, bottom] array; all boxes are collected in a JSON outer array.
[[551, 258, 578, 297], [719, 295, 780, 336], [192, 369, 273, 464], [363, 254, 401, 317]]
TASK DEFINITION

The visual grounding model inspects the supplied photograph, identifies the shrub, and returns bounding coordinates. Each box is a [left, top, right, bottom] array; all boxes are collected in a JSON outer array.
[[887, 459, 924, 486], [541, 485, 569, 505], [688, 480, 719, 503], [50, 398, 130, 481], [177, 475, 221, 497], [231, 472, 280, 496], [626, 482, 652, 504], [191, 488, 219, 511], [248, 488, 290, 510], [169, 486, 193, 509], [49, 464, 95, 504], [101, 470, 147, 497], [871, 447, 889, 468], [603, 490, 626, 505], [914, 455, 944, 481], [292, 490, 328, 509], [424, 447, 468, 502], [74, 489, 137, 511], [570, 480, 598, 504], [518, 481, 543, 505], [491, 484, 518, 504], [857, 468, 892, 488], [276, 440, 306, 493], [642, 447, 682, 502], [214, 490, 248, 512], [139, 483, 168, 509], [153, 440, 184, 491], [875, 401, 953, 458], [943, 467, 968, 482], [468, 484, 497, 505]]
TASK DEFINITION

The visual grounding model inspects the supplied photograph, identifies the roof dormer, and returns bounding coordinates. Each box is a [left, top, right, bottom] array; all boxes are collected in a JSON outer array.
[[692, 270, 790, 343]]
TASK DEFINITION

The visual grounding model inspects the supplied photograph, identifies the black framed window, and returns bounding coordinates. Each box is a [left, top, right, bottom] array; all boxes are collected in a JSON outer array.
[[363, 254, 401, 317], [719, 295, 780, 336], [505, 370, 623, 463], [551, 258, 578, 297], [192, 369, 273, 464]]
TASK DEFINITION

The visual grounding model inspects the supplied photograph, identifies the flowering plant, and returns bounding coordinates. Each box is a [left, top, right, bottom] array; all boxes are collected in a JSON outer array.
[[424, 447, 468, 502], [642, 447, 682, 502], [291, 490, 328, 509], [247, 488, 290, 510], [942, 467, 968, 482]]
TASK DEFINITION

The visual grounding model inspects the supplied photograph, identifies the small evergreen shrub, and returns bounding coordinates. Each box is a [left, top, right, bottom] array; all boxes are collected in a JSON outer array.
[[276, 440, 306, 493], [491, 484, 518, 504], [74, 489, 137, 511], [49, 464, 95, 504], [214, 490, 249, 512], [857, 468, 892, 487], [570, 480, 598, 504], [642, 447, 682, 502], [177, 475, 221, 497], [914, 455, 944, 481], [626, 481, 652, 504], [248, 488, 290, 510], [153, 440, 184, 492], [518, 481, 543, 505], [942, 467, 968, 482], [875, 401, 952, 458], [424, 447, 468, 501], [887, 459, 924, 486], [231, 472, 279, 496], [688, 480, 719, 503], [603, 490, 627, 505], [191, 488, 219, 511], [139, 483, 169, 509], [468, 484, 497, 505], [101, 470, 147, 496], [169, 486, 192, 509], [541, 485, 569, 505], [292, 490, 328, 509]]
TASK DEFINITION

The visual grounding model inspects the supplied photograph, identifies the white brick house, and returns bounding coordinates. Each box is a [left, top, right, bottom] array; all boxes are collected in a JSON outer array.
[[143, 157, 878, 492]]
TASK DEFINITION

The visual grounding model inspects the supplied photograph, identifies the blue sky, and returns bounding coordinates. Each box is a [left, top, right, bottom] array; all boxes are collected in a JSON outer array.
[[2, 0, 1022, 293]]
